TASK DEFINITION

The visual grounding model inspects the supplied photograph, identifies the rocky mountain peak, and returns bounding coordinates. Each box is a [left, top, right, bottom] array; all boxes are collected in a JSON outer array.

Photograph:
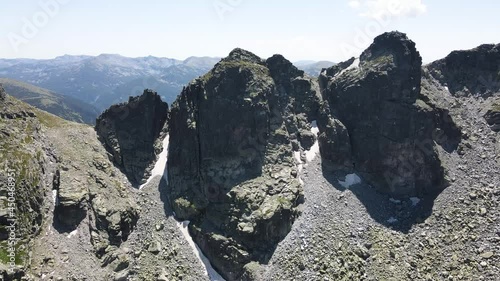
[[95, 89, 168, 185], [225, 48, 264, 64], [361, 31, 420, 63], [167, 49, 321, 280], [361, 31, 422, 101], [319, 32, 460, 197], [266, 54, 305, 80]]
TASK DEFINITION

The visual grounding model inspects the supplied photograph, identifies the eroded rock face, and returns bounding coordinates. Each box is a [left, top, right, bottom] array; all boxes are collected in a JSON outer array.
[[427, 43, 500, 96], [167, 49, 321, 280], [51, 124, 140, 257], [95, 89, 168, 185], [319, 32, 461, 197]]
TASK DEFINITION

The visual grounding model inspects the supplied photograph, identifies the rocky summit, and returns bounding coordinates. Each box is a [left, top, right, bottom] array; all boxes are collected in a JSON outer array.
[[0, 31, 499, 281], [167, 48, 321, 280], [319, 32, 461, 197], [96, 89, 169, 186]]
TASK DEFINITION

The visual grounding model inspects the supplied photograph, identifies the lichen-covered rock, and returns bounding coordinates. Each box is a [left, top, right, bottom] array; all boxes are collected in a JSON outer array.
[[95, 89, 168, 185], [0, 92, 56, 278], [167, 49, 320, 280], [319, 32, 461, 197]]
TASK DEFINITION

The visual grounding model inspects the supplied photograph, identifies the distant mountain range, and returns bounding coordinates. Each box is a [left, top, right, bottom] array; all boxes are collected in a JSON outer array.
[[0, 54, 221, 111], [0, 78, 99, 124], [0, 54, 334, 115]]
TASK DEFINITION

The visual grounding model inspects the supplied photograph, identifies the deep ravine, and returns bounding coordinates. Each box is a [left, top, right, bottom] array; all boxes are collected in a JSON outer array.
[[133, 135, 225, 281]]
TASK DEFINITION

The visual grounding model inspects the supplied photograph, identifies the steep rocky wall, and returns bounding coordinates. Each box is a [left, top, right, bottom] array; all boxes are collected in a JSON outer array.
[[167, 49, 321, 280], [319, 32, 461, 197], [95, 89, 168, 185]]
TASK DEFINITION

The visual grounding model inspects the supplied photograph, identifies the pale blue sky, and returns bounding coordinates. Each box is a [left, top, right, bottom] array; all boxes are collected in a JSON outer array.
[[0, 0, 499, 63]]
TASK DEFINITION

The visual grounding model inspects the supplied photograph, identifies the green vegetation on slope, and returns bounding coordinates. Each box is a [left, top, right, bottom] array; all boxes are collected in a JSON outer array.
[[0, 78, 100, 124]]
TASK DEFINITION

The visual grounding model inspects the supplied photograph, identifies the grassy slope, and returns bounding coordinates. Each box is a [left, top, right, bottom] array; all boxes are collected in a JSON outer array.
[[0, 78, 100, 124]]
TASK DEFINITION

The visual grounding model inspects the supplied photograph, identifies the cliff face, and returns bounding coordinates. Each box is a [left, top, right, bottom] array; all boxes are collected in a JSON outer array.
[[95, 89, 169, 186], [319, 32, 461, 197], [426, 43, 500, 97], [167, 49, 321, 279]]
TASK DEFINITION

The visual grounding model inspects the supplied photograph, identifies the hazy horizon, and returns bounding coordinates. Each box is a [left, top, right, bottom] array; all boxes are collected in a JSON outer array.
[[1, 1, 499, 63]]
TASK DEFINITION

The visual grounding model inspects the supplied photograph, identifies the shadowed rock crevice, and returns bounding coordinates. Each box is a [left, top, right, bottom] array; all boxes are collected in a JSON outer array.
[[95, 89, 169, 186]]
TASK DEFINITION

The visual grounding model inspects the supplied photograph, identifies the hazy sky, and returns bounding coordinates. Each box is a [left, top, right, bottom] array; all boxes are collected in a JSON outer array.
[[1, 0, 499, 63]]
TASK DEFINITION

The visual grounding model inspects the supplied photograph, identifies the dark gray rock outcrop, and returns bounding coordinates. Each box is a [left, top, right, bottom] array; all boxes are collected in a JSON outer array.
[[95, 89, 168, 185], [319, 31, 461, 197], [167, 49, 321, 280], [427, 43, 500, 96]]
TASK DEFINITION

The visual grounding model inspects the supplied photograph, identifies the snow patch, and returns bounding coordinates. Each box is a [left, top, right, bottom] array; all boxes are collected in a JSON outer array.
[[305, 143, 319, 162], [52, 190, 58, 206], [334, 57, 360, 78], [305, 121, 320, 162], [67, 229, 78, 238], [410, 197, 421, 207], [294, 151, 303, 173], [338, 174, 362, 189], [177, 221, 225, 281], [444, 86, 449, 91], [140, 135, 169, 189], [142, 134, 223, 279], [310, 120, 319, 135]]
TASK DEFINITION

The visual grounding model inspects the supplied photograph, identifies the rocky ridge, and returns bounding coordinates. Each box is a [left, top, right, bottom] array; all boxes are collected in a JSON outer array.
[[0, 31, 499, 281]]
